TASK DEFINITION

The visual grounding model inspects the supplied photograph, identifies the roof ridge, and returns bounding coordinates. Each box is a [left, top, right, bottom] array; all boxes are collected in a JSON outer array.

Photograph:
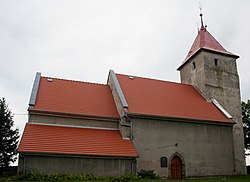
[[116, 73, 192, 86], [42, 76, 107, 86]]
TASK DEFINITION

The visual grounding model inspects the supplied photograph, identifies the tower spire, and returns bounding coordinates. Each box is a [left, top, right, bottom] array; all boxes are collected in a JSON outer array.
[[177, 10, 239, 71]]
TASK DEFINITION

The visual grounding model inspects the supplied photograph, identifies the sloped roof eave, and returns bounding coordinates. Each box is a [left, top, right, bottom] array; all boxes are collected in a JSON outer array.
[[18, 151, 139, 158], [126, 112, 234, 126], [28, 108, 120, 121], [177, 47, 239, 71]]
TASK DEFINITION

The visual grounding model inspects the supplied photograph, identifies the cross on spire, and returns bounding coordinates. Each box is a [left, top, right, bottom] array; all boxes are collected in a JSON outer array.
[[200, 13, 204, 28], [199, 3, 206, 30]]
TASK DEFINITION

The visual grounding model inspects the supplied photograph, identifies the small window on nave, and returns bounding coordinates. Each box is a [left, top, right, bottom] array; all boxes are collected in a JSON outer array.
[[160, 157, 168, 168]]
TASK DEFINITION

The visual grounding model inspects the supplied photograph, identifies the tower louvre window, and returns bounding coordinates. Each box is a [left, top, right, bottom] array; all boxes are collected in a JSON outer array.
[[192, 62, 196, 70], [214, 58, 218, 66]]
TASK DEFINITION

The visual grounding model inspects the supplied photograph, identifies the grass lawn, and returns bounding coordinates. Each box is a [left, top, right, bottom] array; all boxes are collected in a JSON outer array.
[[0, 175, 249, 182], [159, 175, 250, 182], [149, 175, 250, 182]]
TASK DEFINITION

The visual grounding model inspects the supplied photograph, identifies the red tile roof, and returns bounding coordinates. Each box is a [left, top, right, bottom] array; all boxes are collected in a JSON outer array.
[[18, 123, 138, 157], [29, 77, 119, 118], [116, 74, 232, 123], [178, 26, 238, 70]]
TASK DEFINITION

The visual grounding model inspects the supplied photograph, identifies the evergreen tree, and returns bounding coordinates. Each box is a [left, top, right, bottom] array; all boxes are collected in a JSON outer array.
[[242, 100, 250, 155], [0, 98, 19, 167]]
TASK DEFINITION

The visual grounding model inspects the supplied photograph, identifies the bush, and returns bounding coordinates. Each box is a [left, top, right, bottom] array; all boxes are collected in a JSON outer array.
[[10, 173, 142, 181], [105, 175, 141, 182], [137, 169, 158, 179], [10, 173, 98, 181]]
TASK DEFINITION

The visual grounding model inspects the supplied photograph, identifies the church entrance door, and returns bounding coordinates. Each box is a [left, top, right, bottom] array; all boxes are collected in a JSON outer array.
[[171, 155, 182, 179]]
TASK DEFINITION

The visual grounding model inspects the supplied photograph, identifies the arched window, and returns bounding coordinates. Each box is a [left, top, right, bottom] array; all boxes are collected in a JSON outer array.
[[160, 157, 168, 167]]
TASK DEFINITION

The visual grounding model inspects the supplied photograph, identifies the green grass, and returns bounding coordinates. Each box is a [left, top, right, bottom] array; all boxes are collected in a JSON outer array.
[[1, 174, 249, 182], [163, 175, 250, 182]]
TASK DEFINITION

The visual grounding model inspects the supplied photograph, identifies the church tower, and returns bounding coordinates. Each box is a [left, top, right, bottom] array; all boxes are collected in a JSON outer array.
[[177, 14, 246, 174]]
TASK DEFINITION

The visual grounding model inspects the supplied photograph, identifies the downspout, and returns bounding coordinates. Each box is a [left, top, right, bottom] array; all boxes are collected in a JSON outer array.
[[19, 154, 26, 175], [109, 70, 137, 174], [131, 158, 137, 175], [124, 112, 133, 140], [124, 112, 137, 175], [231, 127, 236, 174]]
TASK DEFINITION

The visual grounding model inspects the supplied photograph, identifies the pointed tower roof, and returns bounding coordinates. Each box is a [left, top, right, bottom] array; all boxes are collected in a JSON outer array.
[[177, 14, 239, 70]]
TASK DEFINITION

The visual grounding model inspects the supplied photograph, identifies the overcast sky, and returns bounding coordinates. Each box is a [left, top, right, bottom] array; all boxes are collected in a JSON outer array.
[[1, 0, 250, 164]]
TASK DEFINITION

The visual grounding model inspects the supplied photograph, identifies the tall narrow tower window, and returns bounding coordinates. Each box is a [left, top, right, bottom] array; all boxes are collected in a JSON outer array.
[[192, 62, 196, 70], [214, 58, 218, 66]]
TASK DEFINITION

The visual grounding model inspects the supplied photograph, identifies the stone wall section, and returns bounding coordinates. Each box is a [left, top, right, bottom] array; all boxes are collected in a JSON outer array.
[[179, 51, 246, 174]]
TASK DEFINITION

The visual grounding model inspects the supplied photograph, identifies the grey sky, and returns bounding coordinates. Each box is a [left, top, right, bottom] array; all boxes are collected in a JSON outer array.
[[0, 0, 250, 163]]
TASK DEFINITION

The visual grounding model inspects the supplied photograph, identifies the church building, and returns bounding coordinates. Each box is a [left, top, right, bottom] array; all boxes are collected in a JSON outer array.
[[18, 14, 246, 179]]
